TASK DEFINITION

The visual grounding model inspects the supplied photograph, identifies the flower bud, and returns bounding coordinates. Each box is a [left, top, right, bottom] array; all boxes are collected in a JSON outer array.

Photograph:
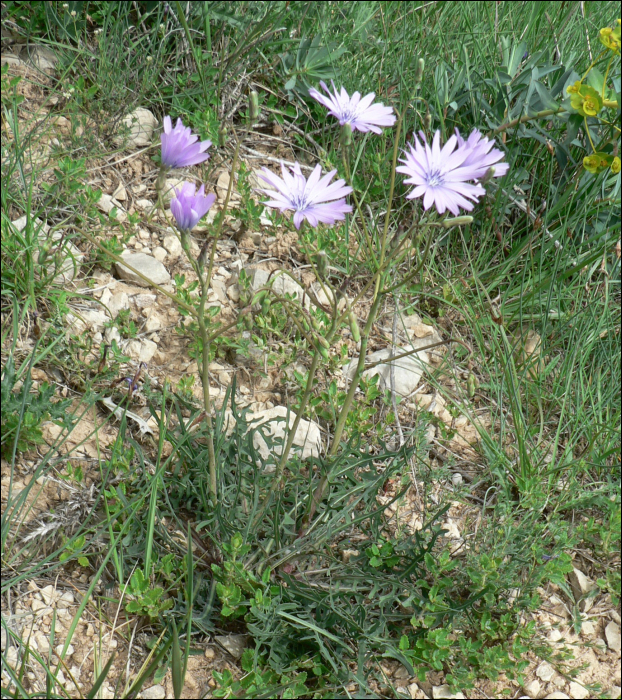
[[197, 240, 209, 269], [480, 167, 496, 184], [442, 216, 473, 229], [38, 240, 52, 265], [424, 109, 432, 131], [348, 311, 361, 342], [414, 58, 425, 85], [252, 290, 268, 306], [467, 372, 479, 398], [218, 126, 228, 147], [249, 90, 259, 122], [315, 339, 330, 360], [341, 122, 353, 147], [317, 335, 330, 350]]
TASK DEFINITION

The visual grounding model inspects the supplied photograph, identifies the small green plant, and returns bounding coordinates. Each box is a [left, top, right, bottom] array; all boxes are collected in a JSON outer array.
[[175, 374, 196, 400], [105, 308, 138, 339], [213, 649, 310, 699], [124, 569, 174, 620], [212, 533, 270, 619], [59, 462, 84, 484], [309, 373, 381, 436], [59, 534, 89, 567], [236, 161, 263, 234], [365, 537, 401, 569]]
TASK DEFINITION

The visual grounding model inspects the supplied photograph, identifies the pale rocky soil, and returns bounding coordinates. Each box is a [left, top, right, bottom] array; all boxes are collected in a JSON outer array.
[[1, 44, 621, 700]]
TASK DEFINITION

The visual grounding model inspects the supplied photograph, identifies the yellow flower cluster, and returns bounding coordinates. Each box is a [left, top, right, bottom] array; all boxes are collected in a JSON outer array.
[[569, 20, 620, 175], [567, 83, 603, 117], [599, 19, 621, 54]]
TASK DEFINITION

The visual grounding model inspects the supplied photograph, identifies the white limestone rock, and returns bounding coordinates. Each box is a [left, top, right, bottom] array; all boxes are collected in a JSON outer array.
[[116, 252, 170, 286], [223, 406, 321, 468], [247, 267, 309, 309], [114, 107, 158, 148], [344, 346, 428, 398]]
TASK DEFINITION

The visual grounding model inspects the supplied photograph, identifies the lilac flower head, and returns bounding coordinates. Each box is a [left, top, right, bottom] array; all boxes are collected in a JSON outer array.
[[161, 116, 212, 169], [308, 81, 396, 134], [257, 162, 353, 230], [453, 128, 510, 180], [170, 182, 216, 232], [396, 129, 507, 216]]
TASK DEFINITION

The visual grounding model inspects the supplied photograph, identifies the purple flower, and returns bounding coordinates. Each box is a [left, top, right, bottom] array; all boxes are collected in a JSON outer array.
[[396, 129, 508, 216], [257, 162, 353, 229], [453, 129, 510, 180], [308, 81, 396, 134], [170, 182, 216, 232], [161, 116, 212, 169]]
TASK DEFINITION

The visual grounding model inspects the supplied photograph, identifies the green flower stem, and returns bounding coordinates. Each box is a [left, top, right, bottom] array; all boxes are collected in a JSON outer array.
[[304, 245, 337, 314], [205, 311, 250, 346], [378, 111, 404, 270], [263, 289, 331, 349], [581, 48, 609, 83], [492, 107, 566, 136], [382, 221, 438, 295], [300, 111, 431, 533], [300, 288, 383, 534], [330, 287, 382, 457], [320, 114, 404, 462], [584, 116, 597, 151], [155, 166, 167, 205], [252, 349, 323, 529], [194, 136, 241, 503], [341, 146, 379, 271], [601, 55, 614, 101]]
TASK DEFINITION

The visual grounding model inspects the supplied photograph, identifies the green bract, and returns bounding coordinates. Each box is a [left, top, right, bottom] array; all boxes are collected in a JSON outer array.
[[569, 85, 603, 117]]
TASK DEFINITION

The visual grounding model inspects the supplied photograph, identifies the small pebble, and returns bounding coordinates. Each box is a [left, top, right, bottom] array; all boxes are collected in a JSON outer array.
[[568, 681, 589, 699]]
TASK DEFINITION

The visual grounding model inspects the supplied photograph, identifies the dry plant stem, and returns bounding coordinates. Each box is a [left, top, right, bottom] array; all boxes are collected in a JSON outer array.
[[363, 337, 472, 371]]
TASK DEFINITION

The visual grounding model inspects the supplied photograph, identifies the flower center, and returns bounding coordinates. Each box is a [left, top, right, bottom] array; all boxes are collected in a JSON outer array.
[[290, 192, 308, 210], [426, 169, 444, 187]]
